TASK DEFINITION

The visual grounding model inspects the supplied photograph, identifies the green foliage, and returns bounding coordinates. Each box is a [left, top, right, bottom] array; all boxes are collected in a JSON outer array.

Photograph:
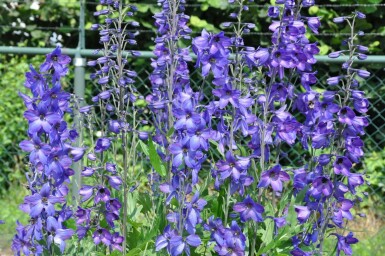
[[0, 186, 29, 254], [364, 150, 385, 196], [0, 55, 43, 192]]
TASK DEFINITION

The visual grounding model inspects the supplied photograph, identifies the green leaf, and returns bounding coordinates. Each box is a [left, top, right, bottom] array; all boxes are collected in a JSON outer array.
[[167, 127, 175, 137], [147, 138, 167, 177], [138, 140, 149, 156]]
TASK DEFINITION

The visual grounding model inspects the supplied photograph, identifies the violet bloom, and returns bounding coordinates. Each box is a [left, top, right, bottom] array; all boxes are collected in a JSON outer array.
[[203, 216, 225, 242], [75, 207, 91, 225], [332, 232, 358, 256], [24, 103, 61, 134], [169, 139, 197, 168], [348, 173, 364, 194], [309, 176, 333, 199], [338, 107, 355, 125], [94, 187, 111, 203], [95, 137, 111, 153], [258, 165, 290, 192], [24, 183, 65, 217], [12, 222, 41, 255], [110, 232, 124, 251], [333, 199, 354, 227], [19, 135, 51, 164], [79, 185, 94, 202], [294, 205, 311, 224], [40, 46, 71, 77], [93, 228, 112, 246], [106, 198, 122, 215], [233, 195, 264, 223], [46, 216, 74, 253], [25, 64, 46, 97], [107, 175, 123, 190], [169, 234, 201, 256], [223, 221, 246, 253], [290, 247, 311, 256], [334, 156, 352, 176], [212, 84, 240, 109], [155, 225, 178, 254], [173, 99, 203, 131], [185, 192, 207, 234], [216, 151, 250, 180], [200, 50, 229, 78]]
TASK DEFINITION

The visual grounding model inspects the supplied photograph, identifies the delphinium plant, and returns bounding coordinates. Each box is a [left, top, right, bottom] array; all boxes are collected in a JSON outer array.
[[12, 0, 371, 255], [147, 0, 209, 254], [12, 47, 85, 255], [75, 0, 142, 255]]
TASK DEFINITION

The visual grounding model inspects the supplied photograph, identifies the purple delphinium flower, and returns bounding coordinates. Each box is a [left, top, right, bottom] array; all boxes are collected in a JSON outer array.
[[216, 151, 250, 181], [24, 183, 65, 218], [309, 176, 333, 199], [46, 216, 74, 253], [233, 195, 264, 223], [334, 156, 352, 176], [40, 46, 71, 78], [294, 205, 311, 224], [94, 137, 111, 153], [332, 199, 354, 227], [331, 232, 358, 256], [258, 165, 290, 192], [93, 228, 112, 246]]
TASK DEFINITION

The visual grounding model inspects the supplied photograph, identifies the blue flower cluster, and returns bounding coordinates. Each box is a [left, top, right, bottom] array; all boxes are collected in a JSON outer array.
[[13, 47, 84, 255]]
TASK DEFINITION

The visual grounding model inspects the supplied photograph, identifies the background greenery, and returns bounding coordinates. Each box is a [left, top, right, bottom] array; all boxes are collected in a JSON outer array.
[[0, 0, 385, 255]]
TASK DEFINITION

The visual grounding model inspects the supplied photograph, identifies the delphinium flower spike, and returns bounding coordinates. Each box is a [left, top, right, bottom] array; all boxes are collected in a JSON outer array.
[[13, 47, 83, 255], [76, 1, 141, 254], [149, 1, 210, 255]]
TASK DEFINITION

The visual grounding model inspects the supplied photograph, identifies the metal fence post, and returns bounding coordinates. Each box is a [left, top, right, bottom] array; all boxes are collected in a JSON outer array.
[[71, 0, 86, 206], [72, 53, 86, 206]]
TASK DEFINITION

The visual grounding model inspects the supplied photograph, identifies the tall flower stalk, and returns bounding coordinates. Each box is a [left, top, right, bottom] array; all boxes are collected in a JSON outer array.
[[13, 47, 84, 255], [76, 1, 141, 254]]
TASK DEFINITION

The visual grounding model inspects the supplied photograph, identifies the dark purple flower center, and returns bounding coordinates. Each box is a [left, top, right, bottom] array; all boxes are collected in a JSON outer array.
[[52, 55, 58, 61], [269, 171, 279, 180], [39, 114, 45, 120], [340, 108, 347, 115], [229, 163, 235, 168], [42, 197, 48, 204], [99, 188, 105, 194], [337, 158, 344, 164], [321, 177, 328, 184], [308, 101, 315, 109], [98, 229, 103, 234], [51, 94, 57, 99], [209, 58, 216, 63]]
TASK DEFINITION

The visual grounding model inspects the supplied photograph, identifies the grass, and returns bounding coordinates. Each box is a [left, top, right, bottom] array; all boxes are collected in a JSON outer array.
[[0, 186, 28, 256]]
